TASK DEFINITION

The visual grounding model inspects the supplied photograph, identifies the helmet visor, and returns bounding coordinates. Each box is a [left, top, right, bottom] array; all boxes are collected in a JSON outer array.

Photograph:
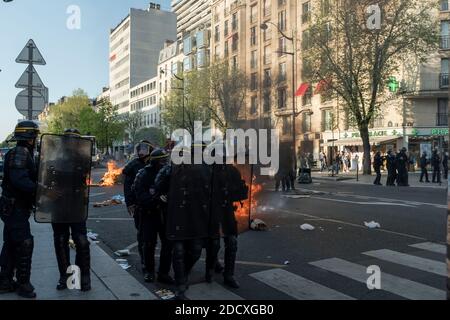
[[136, 143, 152, 158]]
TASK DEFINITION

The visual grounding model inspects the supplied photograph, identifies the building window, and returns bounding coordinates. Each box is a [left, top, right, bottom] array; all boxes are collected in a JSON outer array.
[[321, 109, 334, 131], [302, 1, 311, 24], [321, 0, 331, 16], [263, 0, 271, 16], [250, 96, 258, 114], [250, 26, 257, 46], [263, 68, 272, 87], [263, 23, 271, 41], [441, 20, 449, 49], [278, 62, 287, 82], [263, 91, 271, 112], [278, 10, 286, 31], [437, 98, 449, 126], [250, 73, 258, 91], [278, 87, 287, 109], [278, 37, 286, 56], [278, 0, 287, 7], [441, 58, 449, 88], [442, 0, 449, 11], [183, 35, 192, 55], [302, 86, 312, 106], [232, 13, 238, 31], [232, 34, 239, 51], [232, 56, 238, 69], [282, 117, 291, 135], [224, 41, 229, 57], [250, 5, 257, 23], [224, 20, 229, 37], [215, 25, 220, 42], [302, 113, 312, 133], [197, 49, 207, 67], [183, 56, 191, 71], [251, 50, 258, 69], [264, 45, 271, 64], [302, 30, 311, 50]]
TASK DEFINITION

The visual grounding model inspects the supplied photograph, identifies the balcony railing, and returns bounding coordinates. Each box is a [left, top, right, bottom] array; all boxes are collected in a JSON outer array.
[[440, 73, 449, 88], [436, 113, 448, 126], [440, 36, 450, 50]]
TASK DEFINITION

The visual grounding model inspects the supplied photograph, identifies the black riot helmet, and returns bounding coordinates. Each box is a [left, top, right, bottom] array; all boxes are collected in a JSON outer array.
[[10, 120, 40, 142], [135, 140, 154, 159], [150, 148, 169, 167], [64, 128, 81, 137]]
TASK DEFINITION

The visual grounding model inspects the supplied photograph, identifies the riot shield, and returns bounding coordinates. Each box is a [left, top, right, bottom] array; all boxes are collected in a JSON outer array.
[[35, 134, 93, 223], [166, 163, 213, 241]]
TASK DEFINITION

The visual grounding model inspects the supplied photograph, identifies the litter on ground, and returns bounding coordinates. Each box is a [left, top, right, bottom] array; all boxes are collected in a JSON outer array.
[[114, 249, 131, 257], [364, 221, 381, 229], [300, 224, 315, 231], [250, 219, 268, 231]]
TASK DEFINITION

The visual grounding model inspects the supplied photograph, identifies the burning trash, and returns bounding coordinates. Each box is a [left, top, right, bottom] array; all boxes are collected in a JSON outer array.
[[250, 219, 268, 231], [99, 161, 123, 187]]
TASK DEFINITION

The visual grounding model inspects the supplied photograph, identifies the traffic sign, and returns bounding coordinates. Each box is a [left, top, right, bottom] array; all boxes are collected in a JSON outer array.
[[15, 65, 45, 89], [15, 39, 46, 65], [15, 89, 46, 119]]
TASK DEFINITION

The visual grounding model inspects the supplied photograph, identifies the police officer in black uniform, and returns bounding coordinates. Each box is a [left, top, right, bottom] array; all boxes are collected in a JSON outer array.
[[155, 143, 212, 300], [419, 151, 430, 183], [51, 129, 92, 292], [386, 150, 397, 186], [373, 151, 383, 186], [122, 140, 153, 275], [443, 152, 449, 180], [396, 147, 409, 187], [133, 148, 174, 284], [206, 154, 248, 289], [0, 121, 39, 298], [431, 149, 442, 184]]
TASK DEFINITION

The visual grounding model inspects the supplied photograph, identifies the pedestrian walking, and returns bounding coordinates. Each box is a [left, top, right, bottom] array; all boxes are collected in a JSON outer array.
[[419, 152, 430, 183], [431, 150, 441, 184], [373, 151, 383, 185]]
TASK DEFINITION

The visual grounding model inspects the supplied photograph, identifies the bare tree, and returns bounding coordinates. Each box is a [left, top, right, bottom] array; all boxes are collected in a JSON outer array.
[[123, 110, 144, 145], [304, 0, 438, 174]]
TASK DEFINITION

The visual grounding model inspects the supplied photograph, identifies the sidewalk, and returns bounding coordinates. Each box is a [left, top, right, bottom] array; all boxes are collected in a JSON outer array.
[[0, 220, 157, 300], [311, 171, 448, 189]]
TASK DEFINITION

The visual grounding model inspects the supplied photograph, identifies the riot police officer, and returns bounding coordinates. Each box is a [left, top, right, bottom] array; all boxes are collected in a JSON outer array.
[[396, 147, 409, 187], [51, 129, 92, 291], [431, 149, 441, 184], [133, 148, 174, 284], [419, 152, 430, 183], [0, 121, 39, 298], [122, 140, 154, 275], [155, 143, 212, 300], [386, 150, 397, 186], [206, 154, 248, 289], [373, 151, 383, 186]]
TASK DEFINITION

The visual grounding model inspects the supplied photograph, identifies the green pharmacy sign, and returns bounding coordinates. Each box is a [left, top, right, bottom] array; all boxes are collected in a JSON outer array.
[[387, 76, 399, 93]]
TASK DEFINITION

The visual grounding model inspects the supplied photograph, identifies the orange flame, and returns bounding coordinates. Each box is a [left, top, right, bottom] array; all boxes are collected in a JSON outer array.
[[100, 161, 123, 187], [234, 176, 263, 218]]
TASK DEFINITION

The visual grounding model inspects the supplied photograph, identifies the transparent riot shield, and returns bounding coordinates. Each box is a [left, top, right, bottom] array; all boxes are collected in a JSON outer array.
[[35, 134, 93, 223]]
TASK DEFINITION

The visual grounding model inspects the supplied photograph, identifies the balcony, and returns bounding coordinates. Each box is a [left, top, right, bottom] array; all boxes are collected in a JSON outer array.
[[436, 113, 448, 126], [440, 35, 450, 50], [440, 73, 449, 88]]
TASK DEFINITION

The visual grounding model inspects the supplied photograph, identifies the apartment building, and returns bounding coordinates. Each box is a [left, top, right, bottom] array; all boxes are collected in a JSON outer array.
[[109, 4, 176, 115], [129, 78, 160, 128]]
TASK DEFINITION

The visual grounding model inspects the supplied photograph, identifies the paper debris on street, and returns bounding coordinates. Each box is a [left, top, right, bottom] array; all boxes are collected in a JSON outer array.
[[364, 221, 381, 229], [300, 224, 315, 231]]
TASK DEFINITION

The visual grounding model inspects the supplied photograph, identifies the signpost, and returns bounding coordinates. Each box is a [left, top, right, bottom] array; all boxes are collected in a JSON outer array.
[[14, 39, 47, 120]]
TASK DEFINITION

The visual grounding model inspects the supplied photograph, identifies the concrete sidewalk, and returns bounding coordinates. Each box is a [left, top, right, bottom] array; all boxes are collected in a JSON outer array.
[[311, 171, 447, 189], [0, 220, 157, 300]]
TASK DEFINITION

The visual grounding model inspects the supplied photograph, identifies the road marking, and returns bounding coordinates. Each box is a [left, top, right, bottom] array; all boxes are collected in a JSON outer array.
[[250, 268, 354, 300], [409, 242, 447, 254], [310, 258, 446, 300], [88, 218, 134, 221], [185, 282, 243, 300], [89, 192, 106, 198], [334, 194, 446, 209], [363, 249, 447, 276], [125, 242, 139, 251], [311, 197, 416, 208], [269, 207, 429, 241]]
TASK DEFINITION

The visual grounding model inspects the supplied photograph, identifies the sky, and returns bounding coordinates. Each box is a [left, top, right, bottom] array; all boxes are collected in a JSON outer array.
[[0, 0, 172, 141]]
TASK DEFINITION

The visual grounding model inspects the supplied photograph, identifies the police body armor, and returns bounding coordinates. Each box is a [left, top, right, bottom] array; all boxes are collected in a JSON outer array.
[[166, 163, 213, 241], [35, 134, 93, 223]]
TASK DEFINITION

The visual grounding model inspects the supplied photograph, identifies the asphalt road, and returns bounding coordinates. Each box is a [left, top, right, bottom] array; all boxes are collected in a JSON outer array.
[[87, 168, 448, 300]]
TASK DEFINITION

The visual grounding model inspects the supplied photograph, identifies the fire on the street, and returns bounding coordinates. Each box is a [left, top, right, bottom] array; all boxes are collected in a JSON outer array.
[[99, 161, 123, 187]]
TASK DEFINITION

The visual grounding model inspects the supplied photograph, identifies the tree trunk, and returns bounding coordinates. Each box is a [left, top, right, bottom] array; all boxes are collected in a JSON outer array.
[[360, 124, 372, 175]]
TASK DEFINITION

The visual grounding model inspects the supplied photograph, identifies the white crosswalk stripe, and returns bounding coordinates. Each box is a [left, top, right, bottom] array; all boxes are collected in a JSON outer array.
[[409, 242, 447, 254], [250, 268, 354, 300], [363, 249, 446, 276], [310, 258, 446, 300], [185, 282, 243, 300]]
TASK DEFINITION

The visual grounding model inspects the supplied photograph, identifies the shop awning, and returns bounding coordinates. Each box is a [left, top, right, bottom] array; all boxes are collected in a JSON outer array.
[[323, 136, 399, 147], [295, 83, 310, 96]]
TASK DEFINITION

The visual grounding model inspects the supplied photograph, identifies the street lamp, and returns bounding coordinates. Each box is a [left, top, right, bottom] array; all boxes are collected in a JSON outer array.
[[160, 68, 185, 129], [260, 22, 298, 173]]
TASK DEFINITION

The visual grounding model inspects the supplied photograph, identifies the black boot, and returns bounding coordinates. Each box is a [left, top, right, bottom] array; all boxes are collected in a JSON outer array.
[[143, 242, 156, 283], [15, 239, 36, 299], [157, 273, 175, 285], [223, 236, 240, 289], [205, 269, 213, 283], [74, 235, 91, 292], [0, 268, 16, 294], [54, 234, 70, 290]]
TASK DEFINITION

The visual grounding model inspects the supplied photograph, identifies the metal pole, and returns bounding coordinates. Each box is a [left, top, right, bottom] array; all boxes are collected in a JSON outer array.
[[292, 29, 297, 174], [27, 43, 33, 120]]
